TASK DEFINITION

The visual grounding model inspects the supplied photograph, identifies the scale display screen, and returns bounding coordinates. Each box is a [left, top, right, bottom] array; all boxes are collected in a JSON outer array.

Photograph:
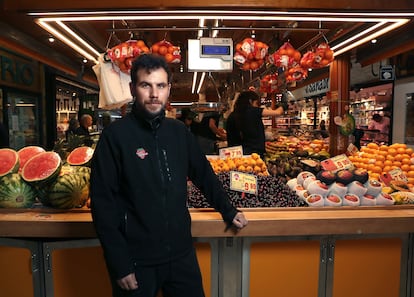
[[201, 45, 231, 56]]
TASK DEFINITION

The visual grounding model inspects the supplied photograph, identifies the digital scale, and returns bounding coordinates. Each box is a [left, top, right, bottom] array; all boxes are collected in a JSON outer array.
[[187, 37, 233, 72]]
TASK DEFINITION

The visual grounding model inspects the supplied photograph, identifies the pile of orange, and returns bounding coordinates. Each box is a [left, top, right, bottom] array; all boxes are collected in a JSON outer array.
[[207, 153, 269, 176], [348, 142, 414, 186]]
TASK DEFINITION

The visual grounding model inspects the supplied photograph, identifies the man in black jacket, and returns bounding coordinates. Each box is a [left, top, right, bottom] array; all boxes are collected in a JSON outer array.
[[90, 54, 247, 297]]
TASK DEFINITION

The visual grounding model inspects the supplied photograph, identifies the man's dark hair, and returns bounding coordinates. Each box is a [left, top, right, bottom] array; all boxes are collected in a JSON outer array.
[[130, 54, 172, 85]]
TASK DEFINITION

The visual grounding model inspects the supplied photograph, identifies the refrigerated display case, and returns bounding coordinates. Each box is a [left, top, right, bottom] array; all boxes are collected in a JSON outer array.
[[6, 91, 40, 150]]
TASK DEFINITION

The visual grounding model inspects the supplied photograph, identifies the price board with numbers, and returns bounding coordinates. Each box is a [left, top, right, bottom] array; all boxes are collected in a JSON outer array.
[[230, 171, 258, 195], [219, 145, 243, 159], [380, 168, 408, 185], [321, 154, 354, 172]]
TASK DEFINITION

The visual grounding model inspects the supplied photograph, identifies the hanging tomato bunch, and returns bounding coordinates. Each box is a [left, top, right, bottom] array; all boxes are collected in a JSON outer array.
[[233, 38, 269, 71], [151, 40, 181, 64], [260, 73, 279, 93], [300, 43, 334, 69], [107, 40, 150, 73], [268, 42, 301, 69]]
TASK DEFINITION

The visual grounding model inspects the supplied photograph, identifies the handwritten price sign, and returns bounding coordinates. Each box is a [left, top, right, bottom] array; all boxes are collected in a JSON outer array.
[[321, 154, 354, 172], [230, 171, 258, 195], [219, 146, 243, 159]]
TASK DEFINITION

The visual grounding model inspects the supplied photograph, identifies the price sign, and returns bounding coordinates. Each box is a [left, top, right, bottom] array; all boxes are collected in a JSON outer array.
[[230, 171, 258, 195], [321, 154, 354, 172], [219, 145, 243, 159], [380, 168, 408, 185]]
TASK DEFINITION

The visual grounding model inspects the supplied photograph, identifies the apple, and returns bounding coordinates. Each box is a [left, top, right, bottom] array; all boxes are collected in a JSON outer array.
[[353, 168, 369, 184], [316, 170, 336, 185], [335, 169, 355, 185]]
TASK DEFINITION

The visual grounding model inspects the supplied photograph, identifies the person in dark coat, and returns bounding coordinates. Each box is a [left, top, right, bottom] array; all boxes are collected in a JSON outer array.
[[90, 54, 247, 297], [0, 121, 9, 148]]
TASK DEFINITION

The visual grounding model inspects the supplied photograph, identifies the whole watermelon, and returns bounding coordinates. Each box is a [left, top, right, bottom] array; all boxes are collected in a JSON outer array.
[[0, 173, 37, 208], [44, 172, 90, 209]]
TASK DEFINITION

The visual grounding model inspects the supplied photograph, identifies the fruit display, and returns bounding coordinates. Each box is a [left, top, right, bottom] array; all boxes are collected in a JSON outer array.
[[268, 41, 301, 69], [287, 167, 400, 207], [187, 172, 306, 208], [0, 146, 92, 209], [150, 39, 181, 63], [207, 153, 269, 176], [265, 136, 330, 156], [107, 40, 150, 73], [0, 148, 19, 177], [233, 38, 268, 71], [300, 43, 334, 69], [20, 151, 62, 186], [0, 173, 37, 208], [348, 142, 414, 184], [66, 146, 94, 166], [17, 146, 45, 172]]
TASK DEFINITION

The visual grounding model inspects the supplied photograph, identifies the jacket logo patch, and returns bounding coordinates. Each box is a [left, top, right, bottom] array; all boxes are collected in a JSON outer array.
[[136, 148, 148, 159]]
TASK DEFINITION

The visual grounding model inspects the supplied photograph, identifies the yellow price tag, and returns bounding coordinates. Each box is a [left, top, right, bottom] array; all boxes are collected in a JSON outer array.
[[230, 171, 258, 195]]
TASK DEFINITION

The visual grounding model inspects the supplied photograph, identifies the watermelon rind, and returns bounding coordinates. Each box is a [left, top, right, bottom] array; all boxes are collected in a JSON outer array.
[[45, 174, 90, 209], [66, 146, 94, 166], [17, 146, 45, 172], [21, 151, 62, 186], [0, 148, 19, 177], [0, 173, 36, 208]]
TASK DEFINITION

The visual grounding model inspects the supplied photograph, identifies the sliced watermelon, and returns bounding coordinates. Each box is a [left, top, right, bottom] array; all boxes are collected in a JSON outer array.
[[66, 146, 94, 166], [21, 151, 62, 185], [17, 146, 45, 172], [0, 148, 19, 177]]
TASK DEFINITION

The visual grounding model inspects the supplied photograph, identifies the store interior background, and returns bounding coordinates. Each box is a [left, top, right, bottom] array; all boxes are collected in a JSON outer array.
[[0, 2, 413, 150]]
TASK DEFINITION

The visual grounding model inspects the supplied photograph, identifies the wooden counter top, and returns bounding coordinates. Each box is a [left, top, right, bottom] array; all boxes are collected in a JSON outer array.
[[2, 206, 414, 238]]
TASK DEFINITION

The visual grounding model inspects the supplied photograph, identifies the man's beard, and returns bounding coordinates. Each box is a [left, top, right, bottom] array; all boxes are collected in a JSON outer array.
[[134, 100, 166, 120]]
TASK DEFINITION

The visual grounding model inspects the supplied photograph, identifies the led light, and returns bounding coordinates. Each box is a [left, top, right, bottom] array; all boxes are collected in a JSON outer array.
[[191, 72, 198, 94], [48, 36, 55, 43], [82, 58, 88, 63], [29, 10, 411, 65], [371, 39, 377, 44], [197, 72, 206, 94]]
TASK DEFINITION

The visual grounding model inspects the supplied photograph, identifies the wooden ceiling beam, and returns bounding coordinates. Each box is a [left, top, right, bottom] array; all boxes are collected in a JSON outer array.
[[3, 0, 414, 11]]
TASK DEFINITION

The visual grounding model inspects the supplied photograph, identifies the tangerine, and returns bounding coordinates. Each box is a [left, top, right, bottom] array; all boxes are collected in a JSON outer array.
[[158, 45, 168, 55]]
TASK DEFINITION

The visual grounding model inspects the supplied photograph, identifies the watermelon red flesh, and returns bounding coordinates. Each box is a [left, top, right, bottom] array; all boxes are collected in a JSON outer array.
[[0, 148, 19, 177], [17, 146, 45, 172], [21, 151, 61, 183], [67, 146, 94, 166]]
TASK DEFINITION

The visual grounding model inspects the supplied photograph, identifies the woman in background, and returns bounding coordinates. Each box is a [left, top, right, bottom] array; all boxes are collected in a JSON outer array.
[[226, 90, 286, 158]]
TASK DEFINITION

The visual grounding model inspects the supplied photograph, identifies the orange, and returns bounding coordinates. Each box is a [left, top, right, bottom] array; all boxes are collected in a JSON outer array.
[[379, 145, 389, 151], [397, 147, 407, 154], [372, 166, 383, 174], [407, 171, 414, 178], [374, 160, 384, 167], [376, 155, 385, 162], [393, 161, 402, 168], [383, 165, 392, 173], [402, 158, 412, 165], [388, 148, 397, 156], [405, 148, 414, 155], [410, 165, 414, 171], [367, 142, 379, 150], [401, 164, 411, 172], [384, 160, 393, 166], [386, 155, 395, 162], [394, 154, 404, 162], [164, 53, 174, 63], [158, 45, 168, 55]]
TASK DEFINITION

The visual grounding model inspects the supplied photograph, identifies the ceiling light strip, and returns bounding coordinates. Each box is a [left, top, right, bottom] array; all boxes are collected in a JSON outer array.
[[28, 10, 414, 18], [56, 21, 101, 57], [333, 20, 408, 56], [197, 72, 206, 94], [191, 72, 198, 94], [37, 20, 99, 64]]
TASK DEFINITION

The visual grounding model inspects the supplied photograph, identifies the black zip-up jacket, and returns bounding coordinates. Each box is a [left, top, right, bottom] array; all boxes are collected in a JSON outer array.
[[90, 107, 238, 281]]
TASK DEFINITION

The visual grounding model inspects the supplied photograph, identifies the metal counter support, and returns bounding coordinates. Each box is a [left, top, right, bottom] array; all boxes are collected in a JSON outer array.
[[0, 238, 45, 297]]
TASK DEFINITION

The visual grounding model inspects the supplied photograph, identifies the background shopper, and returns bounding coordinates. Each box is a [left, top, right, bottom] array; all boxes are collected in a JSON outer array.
[[226, 90, 286, 157], [90, 54, 247, 297]]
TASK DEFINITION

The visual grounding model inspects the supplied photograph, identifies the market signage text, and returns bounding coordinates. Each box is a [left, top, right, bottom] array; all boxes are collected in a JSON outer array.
[[304, 78, 330, 96], [0, 48, 40, 91]]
